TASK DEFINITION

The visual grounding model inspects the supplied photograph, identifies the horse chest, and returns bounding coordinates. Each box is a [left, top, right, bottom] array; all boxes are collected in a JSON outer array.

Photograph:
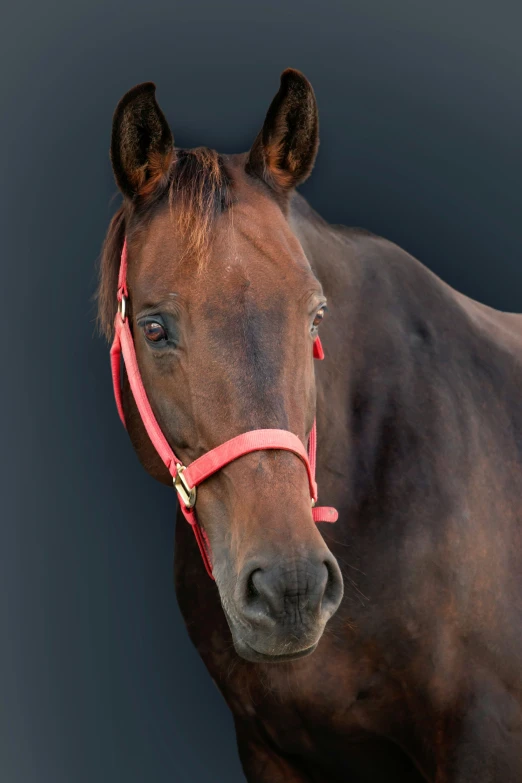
[[223, 637, 396, 747], [221, 652, 429, 781]]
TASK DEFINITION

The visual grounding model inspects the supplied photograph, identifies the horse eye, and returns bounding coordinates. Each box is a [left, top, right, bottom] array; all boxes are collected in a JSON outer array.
[[312, 307, 327, 329], [143, 321, 167, 343]]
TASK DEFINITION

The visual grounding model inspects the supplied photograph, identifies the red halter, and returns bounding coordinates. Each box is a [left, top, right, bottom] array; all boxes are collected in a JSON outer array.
[[110, 240, 338, 578]]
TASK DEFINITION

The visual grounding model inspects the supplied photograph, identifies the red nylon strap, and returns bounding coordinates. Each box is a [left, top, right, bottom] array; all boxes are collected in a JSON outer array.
[[112, 313, 215, 574], [184, 429, 318, 501], [117, 240, 129, 301], [110, 239, 338, 578], [116, 317, 179, 474]]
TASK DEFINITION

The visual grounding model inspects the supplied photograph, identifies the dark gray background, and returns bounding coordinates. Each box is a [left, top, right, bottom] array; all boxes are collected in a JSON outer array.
[[2, 1, 522, 781]]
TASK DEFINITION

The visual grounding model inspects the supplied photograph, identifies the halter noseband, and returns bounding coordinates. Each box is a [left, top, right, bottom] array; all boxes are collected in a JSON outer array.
[[110, 240, 338, 579]]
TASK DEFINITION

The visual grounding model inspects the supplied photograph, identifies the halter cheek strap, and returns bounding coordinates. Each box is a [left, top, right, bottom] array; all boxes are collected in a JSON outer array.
[[110, 239, 338, 579]]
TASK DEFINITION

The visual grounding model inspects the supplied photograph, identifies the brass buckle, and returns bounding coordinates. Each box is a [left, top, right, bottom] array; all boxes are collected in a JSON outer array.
[[119, 295, 127, 322], [174, 463, 197, 508]]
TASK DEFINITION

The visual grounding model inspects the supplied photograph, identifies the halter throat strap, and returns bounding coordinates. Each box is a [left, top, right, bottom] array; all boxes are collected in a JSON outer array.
[[110, 239, 338, 578]]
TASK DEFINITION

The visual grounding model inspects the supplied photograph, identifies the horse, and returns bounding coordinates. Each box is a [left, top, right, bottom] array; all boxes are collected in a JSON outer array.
[[98, 69, 522, 781]]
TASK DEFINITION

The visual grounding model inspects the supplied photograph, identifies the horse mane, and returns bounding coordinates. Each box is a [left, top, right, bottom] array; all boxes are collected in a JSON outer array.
[[97, 147, 230, 340]]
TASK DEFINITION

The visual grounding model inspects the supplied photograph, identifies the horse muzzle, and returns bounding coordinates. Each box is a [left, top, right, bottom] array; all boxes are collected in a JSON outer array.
[[224, 552, 343, 662]]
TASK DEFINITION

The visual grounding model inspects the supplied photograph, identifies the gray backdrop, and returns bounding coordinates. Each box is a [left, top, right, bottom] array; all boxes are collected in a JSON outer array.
[[2, 1, 522, 781]]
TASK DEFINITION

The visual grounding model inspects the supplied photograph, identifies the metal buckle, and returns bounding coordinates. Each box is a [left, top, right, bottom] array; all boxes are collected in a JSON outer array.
[[174, 463, 197, 508], [119, 295, 127, 322]]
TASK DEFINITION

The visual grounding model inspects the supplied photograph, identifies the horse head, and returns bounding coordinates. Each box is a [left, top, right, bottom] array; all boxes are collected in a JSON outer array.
[[99, 70, 343, 662]]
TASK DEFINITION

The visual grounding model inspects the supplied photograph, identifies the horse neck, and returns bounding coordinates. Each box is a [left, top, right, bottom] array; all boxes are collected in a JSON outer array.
[[288, 191, 499, 524]]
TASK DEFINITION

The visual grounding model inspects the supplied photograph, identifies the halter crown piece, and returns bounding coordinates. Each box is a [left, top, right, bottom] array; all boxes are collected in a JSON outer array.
[[110, 240, 338, 579]]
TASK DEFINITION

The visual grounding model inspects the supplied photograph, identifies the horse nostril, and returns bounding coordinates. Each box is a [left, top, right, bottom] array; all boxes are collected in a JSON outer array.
[[322, 556, 344, 616], [246, 569, 261, 602]]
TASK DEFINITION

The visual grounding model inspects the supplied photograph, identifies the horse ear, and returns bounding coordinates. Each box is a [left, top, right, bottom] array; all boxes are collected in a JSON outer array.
[[110, 82, 174, 200], [246, 69, 319, 192]]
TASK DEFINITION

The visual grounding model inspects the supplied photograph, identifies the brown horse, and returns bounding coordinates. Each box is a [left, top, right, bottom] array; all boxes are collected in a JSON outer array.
[[98, 70, 522, 781]]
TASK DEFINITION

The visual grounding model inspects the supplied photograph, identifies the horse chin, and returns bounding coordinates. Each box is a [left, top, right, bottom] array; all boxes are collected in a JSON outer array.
[[233, 637, 319, 664]]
